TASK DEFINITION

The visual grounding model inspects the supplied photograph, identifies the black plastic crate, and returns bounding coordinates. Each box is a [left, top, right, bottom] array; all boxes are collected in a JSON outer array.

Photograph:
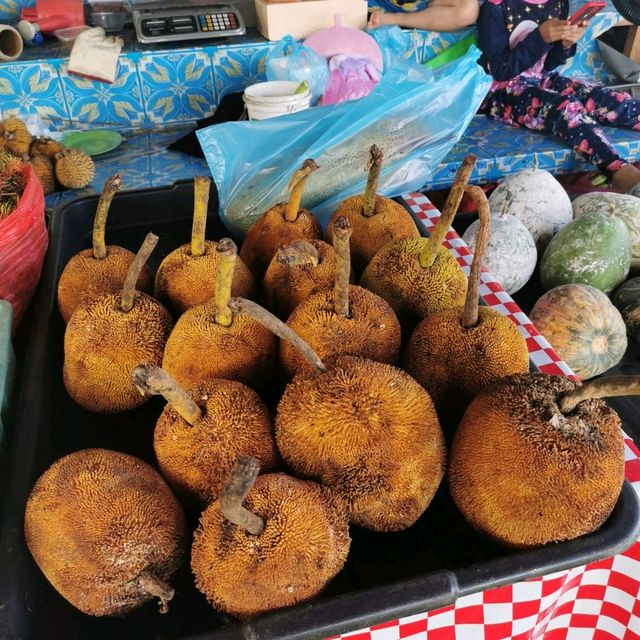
[[1, 181, 639, 640]]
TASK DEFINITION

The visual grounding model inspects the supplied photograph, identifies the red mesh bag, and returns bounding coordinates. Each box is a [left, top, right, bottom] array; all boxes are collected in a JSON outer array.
[[0, 164, 48, 333]]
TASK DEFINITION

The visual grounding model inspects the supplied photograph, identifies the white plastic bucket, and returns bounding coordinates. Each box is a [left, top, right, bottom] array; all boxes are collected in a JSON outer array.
[[0, 24, 23, 62], [243, 81, 311, 121]]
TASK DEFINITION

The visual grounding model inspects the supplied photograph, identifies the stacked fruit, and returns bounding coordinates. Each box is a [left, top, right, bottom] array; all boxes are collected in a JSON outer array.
[[24, 152, 633, 623]]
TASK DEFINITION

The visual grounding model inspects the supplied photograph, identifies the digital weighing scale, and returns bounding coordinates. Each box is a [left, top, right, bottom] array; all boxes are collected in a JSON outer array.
[[131, 0, 247, 43]]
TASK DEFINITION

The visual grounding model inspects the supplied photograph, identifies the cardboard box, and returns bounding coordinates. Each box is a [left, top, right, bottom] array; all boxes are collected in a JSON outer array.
[[255, 0, 368, 41]]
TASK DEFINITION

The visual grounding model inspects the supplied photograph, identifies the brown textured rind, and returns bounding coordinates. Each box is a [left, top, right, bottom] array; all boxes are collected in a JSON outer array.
[[239, 204, 323, 280], [63, 292, 173, 412], [280, 285, 401, 379], [403, 306, 529, 426], [154, 379, 279, 507], [30, 154, 55, 195], [162, 304, 277, 391], [55, 149, 96, 189], [24, 449, 187, 617], [448, 373, 625, 548], [57, 246, 153, 323], [360, 237, 467, 333], [326, 196, 420, 274], [154, 240, 256, 317], [191, 473, 350, 618], [1, 116, 32, 156], [262, 240, 354, 320], [30, 136, 64, 159], [275, 356, 446, 531]]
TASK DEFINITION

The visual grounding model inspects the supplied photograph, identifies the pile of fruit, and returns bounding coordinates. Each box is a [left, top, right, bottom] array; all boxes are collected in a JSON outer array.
[[24, 149, 634, 623], [0, 116, 95, 196]]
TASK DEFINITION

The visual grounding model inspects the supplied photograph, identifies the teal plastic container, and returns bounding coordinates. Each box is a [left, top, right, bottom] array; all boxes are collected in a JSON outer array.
[[0, 300, 15, 452]]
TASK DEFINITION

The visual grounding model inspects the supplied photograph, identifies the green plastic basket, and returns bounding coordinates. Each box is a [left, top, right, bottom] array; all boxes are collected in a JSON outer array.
[[0, 300, 15, 452], [424, 33, 478, 70]]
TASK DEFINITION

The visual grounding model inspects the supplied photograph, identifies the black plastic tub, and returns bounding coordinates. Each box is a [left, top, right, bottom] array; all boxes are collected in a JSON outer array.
[[1, 181, 639, 640]]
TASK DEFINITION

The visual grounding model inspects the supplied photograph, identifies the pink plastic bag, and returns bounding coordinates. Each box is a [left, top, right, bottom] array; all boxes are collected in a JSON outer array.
[[321, 55, 381, 105], [0, 164, 48, 333]]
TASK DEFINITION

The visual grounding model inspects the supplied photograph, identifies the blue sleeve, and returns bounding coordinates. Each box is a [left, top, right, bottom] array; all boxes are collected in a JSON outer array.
[[544, 42, 577, 70], [477, 1, 553, 82]]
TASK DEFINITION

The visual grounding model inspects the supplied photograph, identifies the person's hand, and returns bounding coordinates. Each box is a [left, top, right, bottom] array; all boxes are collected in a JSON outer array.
[[561, 23, 587, 48], [539, 18, 573, 43], [368, 11, 389, 28]]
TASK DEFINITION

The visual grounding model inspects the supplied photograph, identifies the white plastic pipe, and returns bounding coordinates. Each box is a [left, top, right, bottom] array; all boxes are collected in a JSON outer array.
[[0, 24, 23, 61]]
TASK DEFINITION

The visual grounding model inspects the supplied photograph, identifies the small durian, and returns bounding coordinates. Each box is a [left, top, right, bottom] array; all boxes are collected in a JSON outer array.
[[133, 365, 279, 508], [326, 145, 420, 274], [449, 373, 632, 548], [57, 174, 153, 322], [64, 233, 173, 413], [154, 176, 255, 316], [239, 159, 323, 280], [403, 186, 529, 428], [261, 239, 353, 320], [1, 116, 32, 156], [55, 148, 95, 189], [25, 448, 188, 616], [280, 217, 401, 380], [162, 239, 276, 392], [30, 135, 64, 159], [30, 154, 56, 195], [191, 457, 350, 618], [361, 154, 475, 334]]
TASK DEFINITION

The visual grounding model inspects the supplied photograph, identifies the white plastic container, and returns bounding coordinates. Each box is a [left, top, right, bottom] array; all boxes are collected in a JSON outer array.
[[0, 24, 24, 61], [243, 81, 311, 121]]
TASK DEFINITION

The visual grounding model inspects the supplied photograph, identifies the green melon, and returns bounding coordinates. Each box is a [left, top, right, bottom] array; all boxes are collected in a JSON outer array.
[[612, 277, 640, 341], [540, 211, 631, 294]]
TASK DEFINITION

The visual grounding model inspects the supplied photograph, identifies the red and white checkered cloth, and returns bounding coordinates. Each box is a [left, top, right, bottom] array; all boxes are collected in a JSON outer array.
[[330, 193, 640, 640]]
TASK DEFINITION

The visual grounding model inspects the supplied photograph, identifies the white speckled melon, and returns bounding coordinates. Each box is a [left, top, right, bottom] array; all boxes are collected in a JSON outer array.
[[462, 213, 537, 294], [488, 167, 572, 248], [530, 284, 627, 380], [572, 192, 640, 268], [540, 211, 631, 294]]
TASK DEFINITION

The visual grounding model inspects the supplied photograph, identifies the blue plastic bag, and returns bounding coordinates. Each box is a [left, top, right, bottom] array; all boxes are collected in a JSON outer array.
[[198, 46, 491, 236], [266, 35, 329, 104]]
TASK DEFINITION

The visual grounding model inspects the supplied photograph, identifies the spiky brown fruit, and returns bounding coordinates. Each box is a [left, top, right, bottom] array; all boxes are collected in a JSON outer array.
[[1, 116, 32, 156], [262, 240, 353, 320], [55, 149, 96, 189], [30, 154, 56, 195], [280, 285, 401, 379], [154, 240, 256, 317], [276, 356, 446, 531], [361, 237, 467, 333], [30, 136, 64, 159], [154, 379, 279, 507], [24, 448, 188, 616], [57, 247, 153, 323], [63, 292, 173, 412], [403, 307, 530, 426], [449, 373, 625, 548], [162, 303, 277, 392], [326, 196, 420, 274], [191, 472, 350, 618], [239, 205, 323, 280]]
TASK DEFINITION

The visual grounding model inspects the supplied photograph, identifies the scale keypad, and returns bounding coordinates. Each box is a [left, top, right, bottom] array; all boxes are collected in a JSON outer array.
[[198, 12, 238, 32]]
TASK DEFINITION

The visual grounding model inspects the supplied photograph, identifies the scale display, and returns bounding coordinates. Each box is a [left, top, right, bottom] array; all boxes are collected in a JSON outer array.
[[132, 1, 246, 43]]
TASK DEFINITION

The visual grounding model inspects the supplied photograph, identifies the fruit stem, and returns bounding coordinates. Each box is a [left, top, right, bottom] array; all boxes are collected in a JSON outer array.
[[362, 144, 383, 218], [137, 570, 175, 614], [220, 456, 264, 535], [559, 375, 640, 414], [214, 238, 236, 327], [120, 233, 158, 312], [461, 186, 490, 328], [285, 159, 318, 222], [132, 364, 202, 425], [277, 240, 320, 267], [190, 176, 211, 257], [332, 216, 352, 318], [229, 297, 326, 373], [419, 154, 476, 269], [92, 174, 122, 260]]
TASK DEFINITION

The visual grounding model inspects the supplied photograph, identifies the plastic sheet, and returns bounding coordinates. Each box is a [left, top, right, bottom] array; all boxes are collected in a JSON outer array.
[[266, 35, 329, 104], [0, 164, 48, 332], [198, 46, 492, 236]]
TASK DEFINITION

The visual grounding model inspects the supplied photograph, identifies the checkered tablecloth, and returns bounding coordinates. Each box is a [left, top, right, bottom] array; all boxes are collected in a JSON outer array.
[[330, 193, 640, 640]]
